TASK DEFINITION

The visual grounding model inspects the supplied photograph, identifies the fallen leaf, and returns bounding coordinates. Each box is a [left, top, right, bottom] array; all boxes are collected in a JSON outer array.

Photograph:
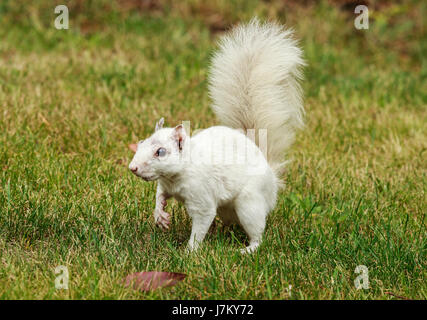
[[384, 291, 411, 300], [129, 143, 137, 153], [123, 271, 186, 291]]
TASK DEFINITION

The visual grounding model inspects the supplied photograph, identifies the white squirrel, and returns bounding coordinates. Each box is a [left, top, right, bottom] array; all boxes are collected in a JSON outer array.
[[129, 19, 305, 253]]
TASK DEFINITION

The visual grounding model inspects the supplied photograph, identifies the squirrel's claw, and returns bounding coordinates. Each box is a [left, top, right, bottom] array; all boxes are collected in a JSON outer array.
[[154, 210, 170, 230], [158, 218, 170, 230]]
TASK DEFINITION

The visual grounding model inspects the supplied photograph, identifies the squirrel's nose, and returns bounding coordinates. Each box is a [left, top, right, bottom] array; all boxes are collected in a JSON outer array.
[[129, 165, 138, 173]]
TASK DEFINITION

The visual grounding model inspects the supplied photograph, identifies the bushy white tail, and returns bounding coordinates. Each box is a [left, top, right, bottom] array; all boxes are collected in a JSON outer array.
[[208, 19, 305, 174]]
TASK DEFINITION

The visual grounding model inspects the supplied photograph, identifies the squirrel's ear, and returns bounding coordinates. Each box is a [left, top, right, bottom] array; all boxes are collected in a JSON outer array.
[[129, 143, 138, 153], [173, 124, 186, 151], [155, 117, 165, 132]]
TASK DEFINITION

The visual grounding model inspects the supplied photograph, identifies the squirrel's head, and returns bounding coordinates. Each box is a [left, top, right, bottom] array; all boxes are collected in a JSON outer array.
[[128, 118, 187, 181]]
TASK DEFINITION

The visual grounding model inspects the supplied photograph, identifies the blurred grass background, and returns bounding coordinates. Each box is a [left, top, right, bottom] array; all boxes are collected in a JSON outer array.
[[0, 0, 426, 299]]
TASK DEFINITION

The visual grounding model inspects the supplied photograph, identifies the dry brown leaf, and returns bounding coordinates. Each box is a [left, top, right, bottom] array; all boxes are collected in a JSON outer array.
[[123, 271, 186, 291]]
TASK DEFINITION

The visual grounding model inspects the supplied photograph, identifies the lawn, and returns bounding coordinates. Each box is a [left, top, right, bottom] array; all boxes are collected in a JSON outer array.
[[0, 0, 425, 299]]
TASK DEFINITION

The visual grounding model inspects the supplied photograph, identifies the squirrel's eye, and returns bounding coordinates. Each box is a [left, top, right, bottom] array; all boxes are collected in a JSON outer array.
[[156, 147, 166, 157], [138, 140, 144, 145]]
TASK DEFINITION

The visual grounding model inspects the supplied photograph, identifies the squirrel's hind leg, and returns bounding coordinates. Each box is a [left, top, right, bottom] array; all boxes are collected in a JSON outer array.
[[234, 196, 268, 254]]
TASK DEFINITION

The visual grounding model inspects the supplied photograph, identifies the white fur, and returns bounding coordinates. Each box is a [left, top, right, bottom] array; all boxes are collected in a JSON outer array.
[[209, 18, 305, 172], [129, 19, 304, 253]]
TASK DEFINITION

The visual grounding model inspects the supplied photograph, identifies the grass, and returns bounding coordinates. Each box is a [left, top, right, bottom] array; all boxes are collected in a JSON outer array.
[[0, 0, 426, 299]]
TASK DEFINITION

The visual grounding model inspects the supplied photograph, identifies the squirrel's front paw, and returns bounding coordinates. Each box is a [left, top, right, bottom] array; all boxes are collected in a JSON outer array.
[[154, 209, 170, 230]]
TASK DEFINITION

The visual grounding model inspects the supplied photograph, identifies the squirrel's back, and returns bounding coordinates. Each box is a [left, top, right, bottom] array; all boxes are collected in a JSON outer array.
[[208, 18, 305, 176]]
